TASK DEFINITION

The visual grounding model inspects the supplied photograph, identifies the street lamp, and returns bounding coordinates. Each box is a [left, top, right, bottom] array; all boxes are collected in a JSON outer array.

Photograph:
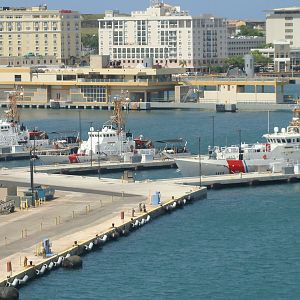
[[198, 137, 202, 188], [89, 122, 93, 167], [97, 128, 101, 180], [210, 115, 215, 148], [29, 147, 34, 205]]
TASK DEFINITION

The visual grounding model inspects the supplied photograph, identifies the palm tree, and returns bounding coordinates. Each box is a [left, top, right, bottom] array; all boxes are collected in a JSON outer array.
[[179, 60, 187, 68]]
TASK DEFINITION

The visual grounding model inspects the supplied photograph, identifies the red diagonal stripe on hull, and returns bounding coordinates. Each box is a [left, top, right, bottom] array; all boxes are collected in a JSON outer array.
[[227, 160, 245, 173]]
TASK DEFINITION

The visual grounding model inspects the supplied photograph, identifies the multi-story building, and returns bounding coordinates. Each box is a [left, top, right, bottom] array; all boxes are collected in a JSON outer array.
[[266, 7, 300, 47], [98, 1, 227, 69], [227, 36, 265, 56], [0, 5, 81, 64]]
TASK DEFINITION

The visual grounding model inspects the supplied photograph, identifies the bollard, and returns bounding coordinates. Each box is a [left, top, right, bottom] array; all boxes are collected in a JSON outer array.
[[131, 208, 135, 218], [120, 211, 124, 221], [7, 261, 12, 276]]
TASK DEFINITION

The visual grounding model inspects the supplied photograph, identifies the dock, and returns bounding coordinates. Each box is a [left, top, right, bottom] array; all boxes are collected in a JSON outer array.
[[0, 167, 206, 290], [34, 159, 176, 175], [166, 171, 300, 189]]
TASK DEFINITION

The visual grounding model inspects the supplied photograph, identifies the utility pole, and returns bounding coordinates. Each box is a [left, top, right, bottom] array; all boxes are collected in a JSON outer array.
[[89, 122, 93, 167], [210, 115, 215, 148], [29, 148, 34, 205], [198, 137, 201, 188], [97, 129, 101, 180]]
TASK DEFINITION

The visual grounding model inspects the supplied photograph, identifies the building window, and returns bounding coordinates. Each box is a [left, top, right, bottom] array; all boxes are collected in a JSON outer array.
[[14, 75, 22, 82]]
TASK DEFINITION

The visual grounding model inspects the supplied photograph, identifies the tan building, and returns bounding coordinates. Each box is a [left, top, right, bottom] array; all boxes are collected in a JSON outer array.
[[99, 1, 227, 70], [0, 5, 81, 64], [0, 62, 183, 107]]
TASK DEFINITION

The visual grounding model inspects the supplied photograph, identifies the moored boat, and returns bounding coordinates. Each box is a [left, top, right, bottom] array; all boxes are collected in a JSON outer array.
[[175, 101, 300, 177]]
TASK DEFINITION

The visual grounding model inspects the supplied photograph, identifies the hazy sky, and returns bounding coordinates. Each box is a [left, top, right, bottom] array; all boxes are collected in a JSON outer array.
[[3, 0, 300, 19]]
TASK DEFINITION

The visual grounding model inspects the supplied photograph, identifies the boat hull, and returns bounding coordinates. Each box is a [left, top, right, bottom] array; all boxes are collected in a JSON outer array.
[[175, 157, 274, 177]]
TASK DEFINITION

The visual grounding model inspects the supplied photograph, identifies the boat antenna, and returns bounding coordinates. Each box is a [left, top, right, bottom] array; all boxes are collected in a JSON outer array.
[[78, 110, 82, 142], [267, 110, 270, 133]]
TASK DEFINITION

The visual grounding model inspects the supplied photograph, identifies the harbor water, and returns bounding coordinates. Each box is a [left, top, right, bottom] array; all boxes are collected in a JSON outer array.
[[0, 108, 300, 299], [20, 184, 300, 299]]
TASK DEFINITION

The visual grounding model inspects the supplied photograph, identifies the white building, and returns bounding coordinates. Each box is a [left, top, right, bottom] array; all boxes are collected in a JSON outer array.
[[266, 7, 300, 48], [98, 1, 227, 69], [228, 36, 265, 56]]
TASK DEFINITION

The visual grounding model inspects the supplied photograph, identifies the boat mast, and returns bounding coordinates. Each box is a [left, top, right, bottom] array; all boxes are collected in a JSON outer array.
[[5, 90, 22, 123], [111, 91, 129, 131]]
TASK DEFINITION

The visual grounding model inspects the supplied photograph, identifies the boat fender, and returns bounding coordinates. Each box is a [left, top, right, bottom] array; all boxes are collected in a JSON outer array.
[[146, 215, 151, 222], [36, 264, 47, 275], [111, 231, 120, 240], [54, 256, 64, 267], [140, 219, 145, 226], [100, 235, 108, 242], [11, 278, 19, 287], [0, 286, 19, 300], [134, 220, 139, 227], [18, 274, 29, 285], [48, 262, 54, 270], [172, 202, 177, 208], [183, 199, 187, 205], [122, 229, 130, 236], [62, 255, 82, 269], [88, 242, 93, 250], [65, 253, 71, 259]]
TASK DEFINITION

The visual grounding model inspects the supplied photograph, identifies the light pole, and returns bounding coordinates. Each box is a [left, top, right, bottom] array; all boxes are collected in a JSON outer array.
[[97, 129, 101, 180], [238, 129, 242, 160], [210, 115, 215, 148], [198, 137, 202, 188], [29, 147, 34, 205], [89, 122, 93, 167]]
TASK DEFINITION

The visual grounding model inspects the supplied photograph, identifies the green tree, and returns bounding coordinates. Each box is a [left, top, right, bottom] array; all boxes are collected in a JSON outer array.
[[238, 25, 264, 37], [251, 50, 272, 66], [81, 34, 99, 52], [224, 56, 244, 69], [179, 60, 187, 67]]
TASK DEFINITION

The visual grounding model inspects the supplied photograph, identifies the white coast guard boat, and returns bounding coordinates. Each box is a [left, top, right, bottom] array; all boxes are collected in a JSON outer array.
[[38, 100, 155, 165], [175, 102, 300, 177], [0, 91, 49, 153]]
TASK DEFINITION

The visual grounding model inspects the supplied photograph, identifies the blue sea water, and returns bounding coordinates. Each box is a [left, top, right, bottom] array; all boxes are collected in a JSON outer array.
[[20, 184, 300, 300], [1, 107, 300, 299]]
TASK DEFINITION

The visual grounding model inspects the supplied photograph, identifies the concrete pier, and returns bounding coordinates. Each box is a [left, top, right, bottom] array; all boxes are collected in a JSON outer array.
[[0, 167, 206, 286]]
